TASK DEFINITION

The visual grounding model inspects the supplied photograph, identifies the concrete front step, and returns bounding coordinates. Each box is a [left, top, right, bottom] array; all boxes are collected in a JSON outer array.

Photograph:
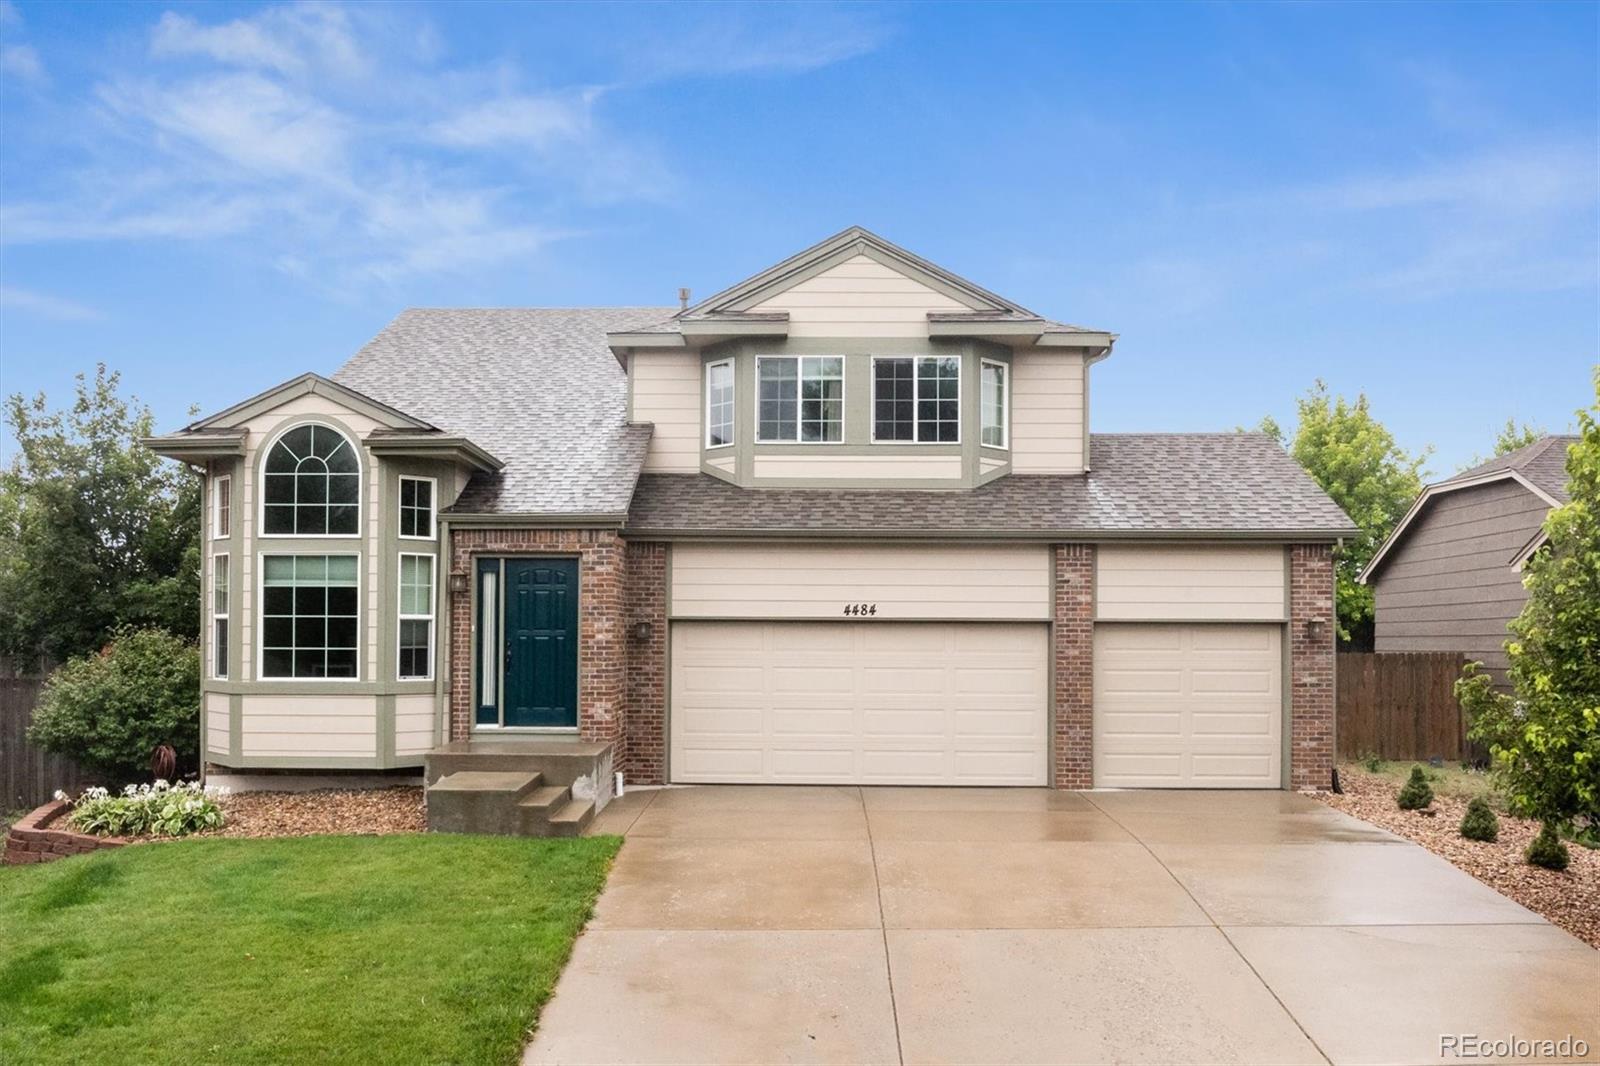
[[428, 770, 546, 836], [546, 798, 596, 838]]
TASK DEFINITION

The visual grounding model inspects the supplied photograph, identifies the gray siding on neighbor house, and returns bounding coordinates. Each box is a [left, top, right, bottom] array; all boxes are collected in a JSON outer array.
[[1372, 478, 1549, 681]]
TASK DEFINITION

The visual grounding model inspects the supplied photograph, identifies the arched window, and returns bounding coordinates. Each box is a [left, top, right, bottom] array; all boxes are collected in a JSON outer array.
[[262, 424, 360, 535]]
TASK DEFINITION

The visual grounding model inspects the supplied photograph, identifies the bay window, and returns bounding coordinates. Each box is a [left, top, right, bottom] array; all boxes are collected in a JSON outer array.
[[399, 476, 435, 539], [397, 553, 435, 680], [212, 554, 229, 679], [262, 424, 360, 536], [706, 359, 734, 447]]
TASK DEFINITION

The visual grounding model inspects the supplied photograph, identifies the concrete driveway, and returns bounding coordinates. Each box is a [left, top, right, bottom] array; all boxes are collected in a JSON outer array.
[[526, 787, 1598, 1065]]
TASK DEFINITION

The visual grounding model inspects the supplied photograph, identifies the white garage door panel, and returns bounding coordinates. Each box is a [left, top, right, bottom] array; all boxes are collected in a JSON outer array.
[[671, 621, 1048, 785], [1094, 623, 1283, 788]]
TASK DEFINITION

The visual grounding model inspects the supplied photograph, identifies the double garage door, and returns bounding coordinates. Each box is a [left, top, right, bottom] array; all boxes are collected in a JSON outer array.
[[665, 544, 1287, 789]]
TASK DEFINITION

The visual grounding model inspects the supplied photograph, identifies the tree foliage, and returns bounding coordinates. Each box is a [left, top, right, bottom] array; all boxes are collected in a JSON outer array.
[[1458, 371, 1600, 845], [0, 366, 200, 669], [27, 627, 201, 783], [1256, 381, 1431, 647]]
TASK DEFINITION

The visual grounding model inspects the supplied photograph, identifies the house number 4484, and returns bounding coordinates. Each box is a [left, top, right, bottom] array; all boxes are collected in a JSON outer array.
[[842, 603, 879, 616]]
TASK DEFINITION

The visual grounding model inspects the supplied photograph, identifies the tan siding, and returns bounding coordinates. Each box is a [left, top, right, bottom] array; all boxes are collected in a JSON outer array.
[[752, 454, 962, 481], [631, 352, 701, 472], [705, 452, 736, 473], [205, 692, 230, 755], [748, 254, 967, 337], [1096, 545, 1286, 622], [239, 695, 377, 757], [1372, 480, 1548, 678], [394, 693, 436, 756], [1009, 349, 1084, 473], [670, 543, 1050, 621]]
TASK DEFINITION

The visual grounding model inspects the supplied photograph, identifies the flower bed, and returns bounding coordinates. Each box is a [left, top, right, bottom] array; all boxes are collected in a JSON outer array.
[[210, 786, 425, 838], [1318, 765, 1600, 949]]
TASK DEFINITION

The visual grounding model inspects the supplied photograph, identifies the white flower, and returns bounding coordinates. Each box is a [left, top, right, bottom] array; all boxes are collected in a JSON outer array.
[[53, 789, 66, 801]]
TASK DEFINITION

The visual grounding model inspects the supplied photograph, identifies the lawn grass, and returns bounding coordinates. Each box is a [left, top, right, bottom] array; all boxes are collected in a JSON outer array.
[[0, 833, 621, 1065], [1345, 758, 1500, 805]]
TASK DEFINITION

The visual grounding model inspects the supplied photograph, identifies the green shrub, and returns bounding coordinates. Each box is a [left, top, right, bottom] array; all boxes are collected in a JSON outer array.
[[62, 781, 226, 837], [1525, 822, 1571, 871], [27, 627, 199, 782], [1362, 752, 1385, 773], [1397, 766, 1435, 810], [1459, 797, 1499, 842]]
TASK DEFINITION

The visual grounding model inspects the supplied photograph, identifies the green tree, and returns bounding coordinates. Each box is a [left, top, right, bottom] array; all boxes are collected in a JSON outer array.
[[1255, 382, 1431, 647], [1461, 418, 1548, 471], [1457, 371, 1600, 852], [0, 366, 200, 670], [27, 627, 200, 782]]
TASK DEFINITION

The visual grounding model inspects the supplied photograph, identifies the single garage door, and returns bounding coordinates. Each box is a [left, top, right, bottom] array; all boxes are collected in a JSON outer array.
[[670, 621, 1048, 786], [1094, 623, 1283, 788]]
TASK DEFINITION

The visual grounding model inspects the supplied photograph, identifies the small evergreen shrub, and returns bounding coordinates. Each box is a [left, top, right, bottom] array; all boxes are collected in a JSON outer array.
[[1396, 766, 1435, 810], [60, 780, 227, 837], [1362, 753, 1385, 773], [1525, 822, 1571, 871], [1459, 797, 1499, 842]]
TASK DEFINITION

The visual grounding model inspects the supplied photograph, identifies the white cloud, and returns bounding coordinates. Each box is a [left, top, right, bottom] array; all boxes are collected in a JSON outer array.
[[428, 91, 597, 150], [150, 5, 367, 81], [0, 42, 43, 84], [0, 286, 102, 321], [622, 5, 891, 79], [1294, 145, 1595, 216]]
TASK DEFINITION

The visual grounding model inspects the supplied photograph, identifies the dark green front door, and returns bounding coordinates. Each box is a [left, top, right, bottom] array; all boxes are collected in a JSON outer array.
[[499, 558, 578, 729]]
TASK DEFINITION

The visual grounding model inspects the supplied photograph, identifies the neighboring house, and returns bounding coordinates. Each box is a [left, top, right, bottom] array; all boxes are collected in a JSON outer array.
[[146, 226, 1354, 800], [1361, 435, 1577, 685]]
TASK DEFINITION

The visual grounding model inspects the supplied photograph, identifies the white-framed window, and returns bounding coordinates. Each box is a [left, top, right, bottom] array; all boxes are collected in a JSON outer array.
[[211, 553, 229, 680], [980, 359, 1009, 449], [212, 475, 231, 540], [261, 423, 361, 537], [397, 553, 435, 681], [756, 356, 844, 443], [706, 359, 735, 448], [398, 476, 436, 539], [871, 355, 961, 443], [259, 554, 360, 679]]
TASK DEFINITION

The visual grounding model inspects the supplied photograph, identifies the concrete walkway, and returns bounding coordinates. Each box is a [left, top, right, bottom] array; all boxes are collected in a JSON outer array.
[[527, 787, 1598, 1065]]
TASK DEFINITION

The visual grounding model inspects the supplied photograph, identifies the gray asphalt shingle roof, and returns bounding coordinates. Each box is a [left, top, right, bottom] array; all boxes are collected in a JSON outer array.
[[626, 434, 1357, 538], [1446, 435, 1577, 502], [334, 308, 673, 515]]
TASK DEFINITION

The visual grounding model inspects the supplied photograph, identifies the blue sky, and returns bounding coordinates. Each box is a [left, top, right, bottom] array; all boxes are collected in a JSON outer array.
[[1, 1, 1594, 473]]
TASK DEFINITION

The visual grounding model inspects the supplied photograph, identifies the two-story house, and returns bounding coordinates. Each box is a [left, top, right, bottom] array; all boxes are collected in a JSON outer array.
[[147, 227, 1354, 825]]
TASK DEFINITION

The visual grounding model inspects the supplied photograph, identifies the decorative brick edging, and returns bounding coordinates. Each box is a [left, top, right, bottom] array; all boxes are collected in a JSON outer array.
[[3, 800, 127, 865]]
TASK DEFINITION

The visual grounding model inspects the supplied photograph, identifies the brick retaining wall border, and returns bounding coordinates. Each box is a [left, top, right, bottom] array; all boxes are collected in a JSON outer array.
[[3, 800, 127, 865]]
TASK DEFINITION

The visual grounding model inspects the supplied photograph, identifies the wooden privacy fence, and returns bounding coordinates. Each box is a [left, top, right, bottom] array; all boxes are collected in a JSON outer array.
[[1, 677, 93, 810], [1337, 652, 1471, 761]]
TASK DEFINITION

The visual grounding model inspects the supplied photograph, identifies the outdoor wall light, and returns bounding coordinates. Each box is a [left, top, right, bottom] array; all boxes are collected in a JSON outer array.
[[1306, 617, 1327, 642], [448, 573, 470, 595], [631, 621, 654, 643]]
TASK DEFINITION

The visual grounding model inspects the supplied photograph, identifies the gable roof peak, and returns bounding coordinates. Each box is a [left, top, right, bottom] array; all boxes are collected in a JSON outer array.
[[681, 225, 1040, 320]]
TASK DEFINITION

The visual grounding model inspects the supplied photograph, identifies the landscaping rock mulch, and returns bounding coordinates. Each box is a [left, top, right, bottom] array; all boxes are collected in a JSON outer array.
[[1316, 767, 1600, 950], [213, 787, 426, 839]]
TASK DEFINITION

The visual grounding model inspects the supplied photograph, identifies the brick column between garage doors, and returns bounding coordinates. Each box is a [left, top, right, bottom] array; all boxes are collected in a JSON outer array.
[[623, 540, 667, 785], [1053, 544, 1095, 789], [1289, 543, 1336, 791]]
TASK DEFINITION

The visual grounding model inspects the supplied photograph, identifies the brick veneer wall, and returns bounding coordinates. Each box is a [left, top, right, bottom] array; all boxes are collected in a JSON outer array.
[[3, 800, 127, 865], [1289, 543, 1337, 791], [623, 541, 668, 785], [446, 528, 625, 744], [1053, 544, 1095, 789]]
